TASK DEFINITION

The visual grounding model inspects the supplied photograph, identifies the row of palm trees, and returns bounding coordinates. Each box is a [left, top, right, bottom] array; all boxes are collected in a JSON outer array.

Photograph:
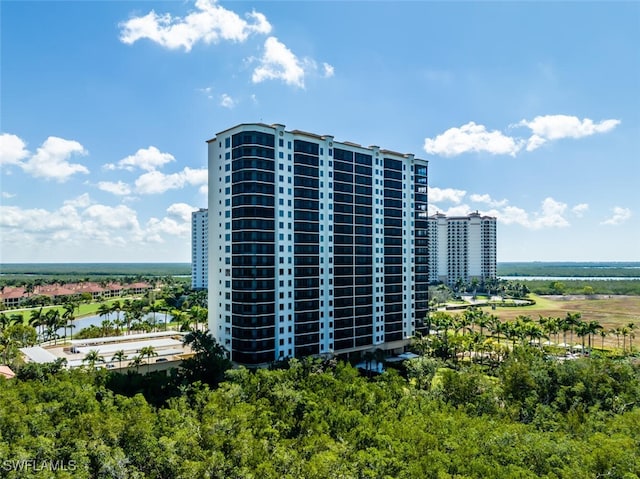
[[416, 307, 636, 362], [24, 301, 78, 345], [94, 299, 208, 337], [82, 345, 158, 373]]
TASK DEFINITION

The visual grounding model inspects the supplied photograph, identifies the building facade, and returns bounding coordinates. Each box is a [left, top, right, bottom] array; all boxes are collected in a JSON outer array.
[[427, 212, 497, 286], [208, 123, 428, 365], [191, 208, 209, 290]]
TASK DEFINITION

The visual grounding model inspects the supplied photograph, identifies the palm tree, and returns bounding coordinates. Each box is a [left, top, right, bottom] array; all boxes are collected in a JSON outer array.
[[564, 312, 582, 349], [111, 350, 127, 369], [97, 303, 111, 322], [627, 323, 636, 352], [82, 349, 104, 369], [599, 329, 608, 350], [29, 307, 44, 343], [44, 309, 63, 344], [62, 302, 76, 341], [621, 326, 631, 353], [111, 300, 122, 329], [139, 346, 157, 373], [189, 306, 207, 333], [575, 321, 589, 355], [129, 355, 143, 373], [585, 320, 603, 355]]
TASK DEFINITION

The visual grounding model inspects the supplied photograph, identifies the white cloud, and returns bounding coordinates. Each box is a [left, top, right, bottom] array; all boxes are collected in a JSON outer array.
[[428, 186, 466, 203], [469, 193, 508, 208], [167, 202, 198, 222], [104, 146, 175, 172], [64, 193, 92, 209], [496, 205, 530, 227], [322, 62, 335, 78], [98, 181, 132, 196], [252, 36, 306, 88], [429, 192, 573, 231], [530, 197, 570, 229], [1, 191, 15, 199], [21, 136, 89, 182], [423, 122, 523, 157], [572, 203, 589, 217], [0, 194, 197, 250], [198, 86, 213, 99], [0, 133, 29, 166], [425, 114, 620, 157], [146, 203, 198, 240], [134, 166, 207, 194], [517, 115, 621, 151], [220, 93, 235, 109], [601, 206, 632, 225], [119, 0, 271, 52]]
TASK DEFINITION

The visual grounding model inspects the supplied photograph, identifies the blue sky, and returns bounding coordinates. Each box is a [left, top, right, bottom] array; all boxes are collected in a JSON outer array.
[[1, 1, 638, 263]]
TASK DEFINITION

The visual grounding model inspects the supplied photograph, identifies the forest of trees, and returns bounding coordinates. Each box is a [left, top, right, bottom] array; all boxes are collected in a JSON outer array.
[[1, 345, 639, 478]]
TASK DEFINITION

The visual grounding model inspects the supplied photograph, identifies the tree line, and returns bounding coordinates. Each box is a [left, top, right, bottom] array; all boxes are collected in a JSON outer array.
[[0, 348, 638, 478]]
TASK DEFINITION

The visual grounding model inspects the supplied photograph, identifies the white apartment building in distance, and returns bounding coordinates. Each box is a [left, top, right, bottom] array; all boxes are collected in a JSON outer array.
[[191, 208, 208, 290], [207, 123, 429, 365], [428, 212, 497, 286]]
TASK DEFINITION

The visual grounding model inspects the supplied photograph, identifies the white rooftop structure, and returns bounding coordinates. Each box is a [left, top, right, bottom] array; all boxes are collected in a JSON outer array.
[[20, 346, 59, 364]]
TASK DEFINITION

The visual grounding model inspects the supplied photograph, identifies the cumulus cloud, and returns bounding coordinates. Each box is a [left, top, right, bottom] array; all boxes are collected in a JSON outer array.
[[134, 166, 207, 194], [220, 93, 235, 108], [428, 186, 466, 203], [601, 206, 632, 225], [469, 193, 508, 208], [428, 193, 574, 231], [252, 36, 306, 88], [104, 146, 175, 172], [518, 115, 621, 151], [322, 63, 335, 78], [572, 203, 589, 217], [98, 181, 132, 196], [423, 122, 523, 157], [146, 203, 197, 241], [1, 192, 15, 199], [21, 136, 89, 182], [0, 195, 196, 253], [119, 0, 271, 52], [424, 114, 620, 157], [0, 133, 29, 166], [531, 197, 570, 229]]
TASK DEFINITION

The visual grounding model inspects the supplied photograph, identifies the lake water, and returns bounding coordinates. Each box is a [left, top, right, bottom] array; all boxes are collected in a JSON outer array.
[[57, 312, 174, 336]]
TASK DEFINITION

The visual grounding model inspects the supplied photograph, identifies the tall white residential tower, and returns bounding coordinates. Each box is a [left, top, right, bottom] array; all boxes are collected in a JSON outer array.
[[191, 208, 208, 290], [207, 123, 429, 365], [427, 212, 496, 286]]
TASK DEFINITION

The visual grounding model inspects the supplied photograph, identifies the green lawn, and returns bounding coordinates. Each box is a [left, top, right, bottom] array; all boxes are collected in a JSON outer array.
[[10, 297, 140, 322]]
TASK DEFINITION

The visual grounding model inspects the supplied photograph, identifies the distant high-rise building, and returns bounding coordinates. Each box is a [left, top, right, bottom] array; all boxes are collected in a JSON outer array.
[[207, 123, 429, 365], [191, 208, 208, 290], [428, 212, 496, 286]]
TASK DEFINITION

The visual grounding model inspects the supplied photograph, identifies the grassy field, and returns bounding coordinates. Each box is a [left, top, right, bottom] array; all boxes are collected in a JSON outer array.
[[487, 294, 640, 348]]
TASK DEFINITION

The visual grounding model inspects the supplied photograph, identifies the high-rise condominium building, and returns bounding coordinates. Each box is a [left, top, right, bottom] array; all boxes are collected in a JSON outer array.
[[191, 208, 208, 290], [207, 123, 429, 365], [427, 212, 497, 286]]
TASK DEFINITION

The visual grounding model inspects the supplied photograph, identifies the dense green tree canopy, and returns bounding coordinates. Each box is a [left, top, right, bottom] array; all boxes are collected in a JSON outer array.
[[1, 351, 639, 478]]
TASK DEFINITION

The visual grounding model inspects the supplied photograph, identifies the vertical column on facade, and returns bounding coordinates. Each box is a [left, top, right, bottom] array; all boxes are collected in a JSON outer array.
[[413, 161, 429, 334], [383, 157, 404, 342], [274, 125, 295, 360], [230, 130, 276, 364], [372, 151, 385, 346], [353, 150, 374, 349], [319, 135, 335, 356], [293, 139, 321, 358], [332, 147, 356, 351]]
